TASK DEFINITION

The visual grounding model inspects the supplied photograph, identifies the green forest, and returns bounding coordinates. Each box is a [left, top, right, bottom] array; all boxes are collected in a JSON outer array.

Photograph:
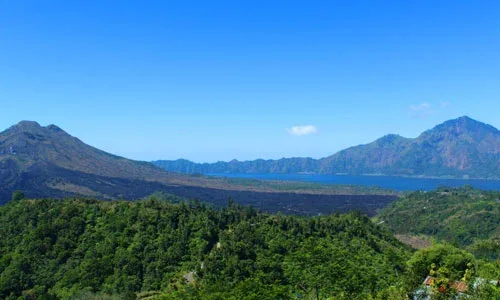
[[1, 190, 499, 299], [378, 186, 500, 261]]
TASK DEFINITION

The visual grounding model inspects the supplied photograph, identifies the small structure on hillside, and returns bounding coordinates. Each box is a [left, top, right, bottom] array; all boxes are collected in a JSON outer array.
[[414, 276, 499, 300], [183, 271, 196, 285], [413, 276, 468, 299], [422, 276, 468, 293]]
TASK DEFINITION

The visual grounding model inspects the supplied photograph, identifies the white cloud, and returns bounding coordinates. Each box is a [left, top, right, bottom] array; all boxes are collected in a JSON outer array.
[[287, 125, 318, 136], [409, 102, 431, 112], [409, 102, 433, 118], [440, 101, 451, 108], [408, 101, 453, 119]]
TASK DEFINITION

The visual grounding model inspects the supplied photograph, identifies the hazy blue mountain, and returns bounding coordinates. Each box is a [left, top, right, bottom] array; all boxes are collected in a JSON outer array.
[[154, 116, 500, 179], [153, 157, 320, 174]]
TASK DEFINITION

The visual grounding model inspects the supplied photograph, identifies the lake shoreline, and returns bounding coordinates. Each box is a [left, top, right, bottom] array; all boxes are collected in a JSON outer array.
[[206, 173, 500, 192]]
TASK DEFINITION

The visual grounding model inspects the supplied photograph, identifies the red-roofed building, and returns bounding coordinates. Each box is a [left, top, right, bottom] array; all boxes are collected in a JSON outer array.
[[422, 276, 468, 293], [414, 276, 498, 299]]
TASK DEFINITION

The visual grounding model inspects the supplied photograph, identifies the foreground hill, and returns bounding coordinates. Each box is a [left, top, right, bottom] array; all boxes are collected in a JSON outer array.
[[377, 187, 500, 260], [154, 116, 500, 179], [0, 197, 410, 299], [2, 197, 499, 299]]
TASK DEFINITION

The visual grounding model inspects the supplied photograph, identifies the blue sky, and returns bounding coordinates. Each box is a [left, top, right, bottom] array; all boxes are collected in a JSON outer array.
[[1, 1, 499, 162]]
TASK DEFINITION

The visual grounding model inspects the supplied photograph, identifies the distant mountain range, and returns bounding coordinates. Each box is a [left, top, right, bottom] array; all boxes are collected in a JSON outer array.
[[0, 121, 395, 214], [153, 116, 500, 179]]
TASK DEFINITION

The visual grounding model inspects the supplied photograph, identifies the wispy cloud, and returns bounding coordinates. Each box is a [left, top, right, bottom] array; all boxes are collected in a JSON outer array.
[[409, 102, 433, 118], [440, 101, 451, 108], [408, 101, 453, 119], [287, 125, 318, 136]]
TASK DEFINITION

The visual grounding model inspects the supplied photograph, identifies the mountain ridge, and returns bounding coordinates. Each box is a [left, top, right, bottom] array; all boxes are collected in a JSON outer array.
[[154, 116, 500, 179], [0, 121, 168, 179], [0, 120, 185, 202], [0, 121, 397, 214]]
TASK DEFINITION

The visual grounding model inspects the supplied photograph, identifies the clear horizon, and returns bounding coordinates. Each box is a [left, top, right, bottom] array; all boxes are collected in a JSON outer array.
[[2, 1, 500, 162]]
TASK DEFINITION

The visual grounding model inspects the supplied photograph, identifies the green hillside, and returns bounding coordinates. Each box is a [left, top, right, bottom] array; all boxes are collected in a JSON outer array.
[[1, 195, 500, 299], [0, 196, 411, 299], [378, 187, 500, 260]]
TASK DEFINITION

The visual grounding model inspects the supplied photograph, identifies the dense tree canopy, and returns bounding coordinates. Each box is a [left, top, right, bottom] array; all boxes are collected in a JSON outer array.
[[1, 192, 498, 299], [378, 187, 500, 260], [0, 196, 411, 299]]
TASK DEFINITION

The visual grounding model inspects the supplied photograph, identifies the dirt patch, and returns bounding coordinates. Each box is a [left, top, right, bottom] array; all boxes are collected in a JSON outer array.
[[395, 234, 432, 249]]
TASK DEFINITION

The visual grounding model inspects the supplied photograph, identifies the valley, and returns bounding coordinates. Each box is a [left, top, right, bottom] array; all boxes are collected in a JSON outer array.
[[1, 119, 499, 299], [0, 121, 398, 215], [3, 3, 500, 299]]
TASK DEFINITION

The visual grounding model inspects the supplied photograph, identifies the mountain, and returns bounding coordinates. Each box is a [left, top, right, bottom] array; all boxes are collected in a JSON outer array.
[[153, 157, 320, 174], [0, 121, 396, 214], [0, 121, 170, 179], [153, 116, 500, 179], [0, 121, 185, 202], [320, 116, 500, 177]]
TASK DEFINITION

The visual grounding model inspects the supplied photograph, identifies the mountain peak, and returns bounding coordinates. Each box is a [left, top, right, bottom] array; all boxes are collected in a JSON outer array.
[[1, 121, 72, 137], [1, 121, 41, 136], [447, 115, 489, 126], [457, 115, 474, 121], [46, 124, 64, 133], [0, 120, 172, 199], [430, 116, 499, 136], [14, 120, 42, 129], [155, 116, 500, 179], [18, 120, 40, 125], [377, 134, 405, 141], [451, 115, 484, 126], [0, 121, 73, 158]]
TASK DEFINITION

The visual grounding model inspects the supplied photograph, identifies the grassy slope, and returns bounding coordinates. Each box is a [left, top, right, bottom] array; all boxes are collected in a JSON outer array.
[[377, 187, 500, 259]]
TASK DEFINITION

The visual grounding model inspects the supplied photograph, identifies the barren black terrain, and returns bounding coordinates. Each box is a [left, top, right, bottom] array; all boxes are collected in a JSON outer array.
[[0, 121, 396, 215]]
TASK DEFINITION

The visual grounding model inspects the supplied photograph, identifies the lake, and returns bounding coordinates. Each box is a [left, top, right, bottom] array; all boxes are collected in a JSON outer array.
[[207, 173, 500, 191]]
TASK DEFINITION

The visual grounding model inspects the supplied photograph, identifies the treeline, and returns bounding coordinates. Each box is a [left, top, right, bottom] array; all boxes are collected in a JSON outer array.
[[378, 186, 500, 260], [0, 194, 499, 299]]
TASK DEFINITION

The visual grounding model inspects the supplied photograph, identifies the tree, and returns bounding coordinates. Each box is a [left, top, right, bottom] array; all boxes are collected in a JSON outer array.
[[11, 191, 25, 201], [406, 243, 474, 288]]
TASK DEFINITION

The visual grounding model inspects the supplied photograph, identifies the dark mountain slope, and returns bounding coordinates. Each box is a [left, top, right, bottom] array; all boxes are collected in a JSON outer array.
[[319, 116, 500, 177], [411, 116, 500, 176], [0, 121, 183, 202], [154, 116, 500, 178], [0, 121, 169, 180], [0, 121, 396, 214], [318, 134, 413, 174]]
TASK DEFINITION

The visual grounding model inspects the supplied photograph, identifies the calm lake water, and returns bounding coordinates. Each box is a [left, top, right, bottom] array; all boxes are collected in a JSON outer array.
[[208, 173, 500, 191]]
